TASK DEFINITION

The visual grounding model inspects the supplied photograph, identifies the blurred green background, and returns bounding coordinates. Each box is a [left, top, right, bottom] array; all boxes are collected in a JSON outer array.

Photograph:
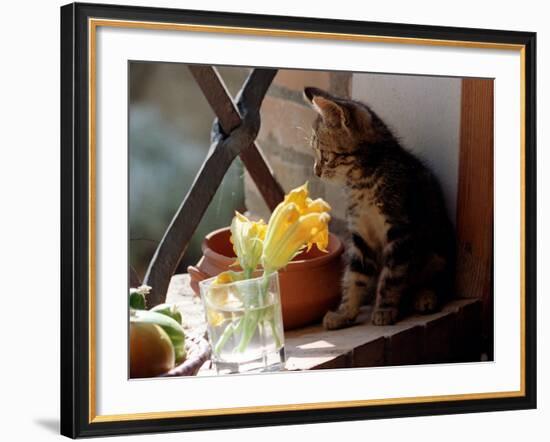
[[129, 62, 250, 279]]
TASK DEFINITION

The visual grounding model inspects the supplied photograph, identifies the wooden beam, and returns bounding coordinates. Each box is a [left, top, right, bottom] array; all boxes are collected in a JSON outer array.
[[455, 78, 494, 346], [143, 67, 284, 305], [189, 66, 285, 210], [143, 122, 257, 307], [189, 67, 242, 132]]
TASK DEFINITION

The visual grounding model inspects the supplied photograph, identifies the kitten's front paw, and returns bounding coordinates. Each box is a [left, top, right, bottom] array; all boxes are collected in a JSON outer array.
[[323, 311, 353, 330], [371, 307, 398, 326]]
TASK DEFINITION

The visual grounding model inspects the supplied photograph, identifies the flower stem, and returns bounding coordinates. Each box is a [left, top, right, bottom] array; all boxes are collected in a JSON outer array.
[[236, 271, 282, 353], [214, 317, 244, 355]]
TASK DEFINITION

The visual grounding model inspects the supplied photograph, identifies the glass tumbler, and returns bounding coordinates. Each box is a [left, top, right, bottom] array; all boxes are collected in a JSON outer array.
[[199, 271, 285, 374]]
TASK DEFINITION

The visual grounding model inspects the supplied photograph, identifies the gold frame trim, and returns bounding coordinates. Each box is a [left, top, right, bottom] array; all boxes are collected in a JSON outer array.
[[88, 18, 527, 424]]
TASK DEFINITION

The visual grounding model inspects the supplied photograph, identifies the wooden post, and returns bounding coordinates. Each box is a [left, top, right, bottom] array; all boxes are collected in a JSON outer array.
[[455, 78, 494, 352]]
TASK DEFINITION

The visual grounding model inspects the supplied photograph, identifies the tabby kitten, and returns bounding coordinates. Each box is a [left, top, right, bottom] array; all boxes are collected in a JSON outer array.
[[304, 87, 455, 328]]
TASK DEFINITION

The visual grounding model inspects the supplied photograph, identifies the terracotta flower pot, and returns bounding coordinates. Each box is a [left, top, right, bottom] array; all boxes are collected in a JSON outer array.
[[188, 227, 345, 331]]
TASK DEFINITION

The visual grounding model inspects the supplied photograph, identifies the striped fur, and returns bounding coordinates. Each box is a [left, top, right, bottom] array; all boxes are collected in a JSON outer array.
[[304, 87, 456, 328]]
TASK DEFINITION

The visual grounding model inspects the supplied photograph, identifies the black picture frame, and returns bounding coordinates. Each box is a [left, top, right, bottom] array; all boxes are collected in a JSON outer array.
[[61, 2, 536, 438]]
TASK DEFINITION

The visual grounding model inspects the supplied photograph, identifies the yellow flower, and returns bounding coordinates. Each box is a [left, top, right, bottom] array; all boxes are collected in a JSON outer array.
[[207, 271, 245, 327], [206, 309, 225, 328], [212, 270, 244, 285], [229, 212, 267, 276], [261, 182, 331, 273]]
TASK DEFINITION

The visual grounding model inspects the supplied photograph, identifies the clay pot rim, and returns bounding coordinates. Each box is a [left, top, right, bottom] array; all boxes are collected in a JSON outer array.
[[202, 226, 344, 272]]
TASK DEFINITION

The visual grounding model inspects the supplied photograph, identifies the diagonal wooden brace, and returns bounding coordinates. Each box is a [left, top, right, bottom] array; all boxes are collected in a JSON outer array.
[[143, 116, 261, 306], [189, 66, 285, 210], [143, 67, 284, 306]]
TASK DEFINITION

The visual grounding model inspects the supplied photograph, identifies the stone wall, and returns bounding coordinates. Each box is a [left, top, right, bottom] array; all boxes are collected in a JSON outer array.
[[244, 69, 351, 237]]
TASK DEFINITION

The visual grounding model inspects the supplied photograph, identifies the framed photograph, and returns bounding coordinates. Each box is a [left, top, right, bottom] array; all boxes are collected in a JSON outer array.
[[60, 2, 536, 438]]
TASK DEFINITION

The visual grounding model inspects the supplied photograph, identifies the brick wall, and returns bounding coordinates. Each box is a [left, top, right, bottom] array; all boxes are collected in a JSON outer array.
[[244, 69, 352, 237]]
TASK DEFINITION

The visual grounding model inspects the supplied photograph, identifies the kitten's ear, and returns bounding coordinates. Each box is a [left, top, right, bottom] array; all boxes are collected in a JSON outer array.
[[304, 87, 347, 127], [311, 96, 346, 127], [303, 87, 330, 103]]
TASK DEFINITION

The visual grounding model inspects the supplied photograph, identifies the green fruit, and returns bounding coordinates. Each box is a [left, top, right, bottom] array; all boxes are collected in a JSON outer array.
[[129, 291, 146, 310], [131, 310, 186, 364], [151, 303, 183, 325]]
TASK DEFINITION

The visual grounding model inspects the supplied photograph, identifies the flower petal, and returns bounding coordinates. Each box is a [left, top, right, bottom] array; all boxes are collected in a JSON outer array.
[[213, 270, 244, 285], [229, 211, 267, 273]]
